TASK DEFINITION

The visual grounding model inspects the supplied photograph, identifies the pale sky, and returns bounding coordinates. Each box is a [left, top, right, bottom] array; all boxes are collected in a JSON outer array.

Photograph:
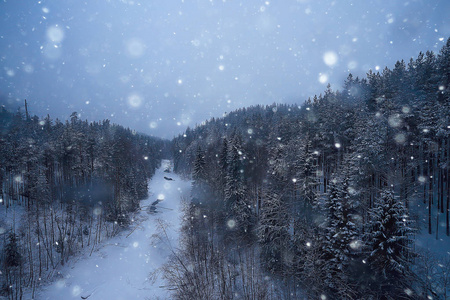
[[1, 0, 449, 138]]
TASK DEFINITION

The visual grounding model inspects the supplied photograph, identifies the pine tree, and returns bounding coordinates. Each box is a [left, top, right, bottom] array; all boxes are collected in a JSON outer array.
[[193, 145, 207, 183], [218, 137, 228, 198], [258, 188, 290, 274], [4, 232, 21, 268], [320, 174, 359, 288], [364, 188, 414, 294], [192, 145, 211, 205], [294, 138, 320, 220], [225, 134, 253, 235]]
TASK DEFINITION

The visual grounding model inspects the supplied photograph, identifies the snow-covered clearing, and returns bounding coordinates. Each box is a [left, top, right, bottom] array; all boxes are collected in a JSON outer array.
[[34, 160, 191, 300]]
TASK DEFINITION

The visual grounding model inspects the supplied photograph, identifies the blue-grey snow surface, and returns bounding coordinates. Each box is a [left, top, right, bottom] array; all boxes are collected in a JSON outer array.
[[33, 160, 191, 300]]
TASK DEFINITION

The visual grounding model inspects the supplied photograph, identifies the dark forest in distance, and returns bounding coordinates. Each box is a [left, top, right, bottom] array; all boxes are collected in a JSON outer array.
[[0, 38, 449, 299]]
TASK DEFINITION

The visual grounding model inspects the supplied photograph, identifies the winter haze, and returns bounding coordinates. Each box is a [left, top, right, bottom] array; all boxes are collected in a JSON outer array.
[[0, 0, 449, 138]]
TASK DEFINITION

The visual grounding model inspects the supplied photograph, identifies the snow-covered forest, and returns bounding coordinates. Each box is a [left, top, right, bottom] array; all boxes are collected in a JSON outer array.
[[0, 2, 449, 298], [0, 39, 448, 299], [0, 109, 165, 299], [170, 40, 450, 299]]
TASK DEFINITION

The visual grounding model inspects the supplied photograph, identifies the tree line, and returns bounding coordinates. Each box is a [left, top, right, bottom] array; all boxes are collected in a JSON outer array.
[[0, 107, 164, 299], [168, 38, 450, 299]]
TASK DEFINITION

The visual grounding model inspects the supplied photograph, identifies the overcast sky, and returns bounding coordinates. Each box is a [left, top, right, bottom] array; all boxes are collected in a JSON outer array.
[[0, 0, 449, 138]]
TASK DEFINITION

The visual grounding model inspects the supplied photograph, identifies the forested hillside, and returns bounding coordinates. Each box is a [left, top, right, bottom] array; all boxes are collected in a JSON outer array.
[[0, 108, 164, 299], [168, 39, 450, 299]]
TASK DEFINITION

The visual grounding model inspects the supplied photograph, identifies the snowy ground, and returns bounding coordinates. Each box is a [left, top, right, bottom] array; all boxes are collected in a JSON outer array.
[[33, 160, 191, 300]]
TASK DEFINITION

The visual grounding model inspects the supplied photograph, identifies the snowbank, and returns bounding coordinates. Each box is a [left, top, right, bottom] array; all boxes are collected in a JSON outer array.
[[33, 160, 191, 299]]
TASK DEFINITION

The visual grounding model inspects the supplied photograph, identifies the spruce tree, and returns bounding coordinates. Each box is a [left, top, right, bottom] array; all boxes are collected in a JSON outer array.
[[320, 174, 359, 295], [364, 188, 414, 295], [258, 187, 290, 274], [225, 134, 253, 236], [193, 145, 207, 183], [4, 232, 21, 268]]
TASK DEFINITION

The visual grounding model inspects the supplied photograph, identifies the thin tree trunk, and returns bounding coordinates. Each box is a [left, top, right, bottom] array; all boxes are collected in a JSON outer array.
[[447, 167, 449, 236], [436, 209, 439, 240], [429, 162, 433, 235], [36, 202, 42, 278]]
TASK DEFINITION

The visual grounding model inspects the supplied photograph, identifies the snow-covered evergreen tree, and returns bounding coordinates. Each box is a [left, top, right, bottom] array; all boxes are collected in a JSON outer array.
[[4, 232, 21, 268], [258, 187, 290, 274], [364, 188, 414, 294], [321, 175, 359, 286], [293, 138, 320, 221], [192, 145, 213, 205], [218, 137, 228, 197], [225, 134, 253, 236], [193, 145, 207, 183]]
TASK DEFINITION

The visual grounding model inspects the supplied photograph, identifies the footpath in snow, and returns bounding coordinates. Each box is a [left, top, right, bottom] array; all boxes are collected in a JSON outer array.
[[35, 160, 191, 300]]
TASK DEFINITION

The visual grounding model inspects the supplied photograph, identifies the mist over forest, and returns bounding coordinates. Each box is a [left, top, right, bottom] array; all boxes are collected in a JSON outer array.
[[1, 1, 450, 299]]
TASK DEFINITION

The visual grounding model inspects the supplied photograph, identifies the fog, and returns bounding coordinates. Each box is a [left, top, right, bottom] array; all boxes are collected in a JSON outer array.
[[0, 0, 449, 138]]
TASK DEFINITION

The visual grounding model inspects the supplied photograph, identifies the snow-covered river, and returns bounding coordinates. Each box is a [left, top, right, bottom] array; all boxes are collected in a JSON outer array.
[[35, 160, 191, 300]]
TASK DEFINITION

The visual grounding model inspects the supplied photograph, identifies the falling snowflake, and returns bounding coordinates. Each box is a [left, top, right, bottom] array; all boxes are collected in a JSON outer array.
[[323, 51, 338, 67], [227, 219, 236, 229], [318, 73, 328, 84], [46, 25, 64, 43], [128, 94, 143, 108]]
